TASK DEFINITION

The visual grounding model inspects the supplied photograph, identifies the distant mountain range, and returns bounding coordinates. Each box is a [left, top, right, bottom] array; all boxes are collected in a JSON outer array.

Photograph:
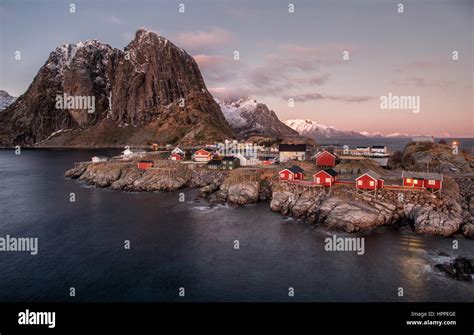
[[215, 99, 420, 139], [284, 119, 413, 139], [216, 97, 298, 138], [0, 90, 16, 111]]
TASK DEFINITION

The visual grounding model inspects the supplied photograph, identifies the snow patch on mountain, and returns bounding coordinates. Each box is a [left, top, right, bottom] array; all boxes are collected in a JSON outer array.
[[385, 132, 411, 138], [285, 119, 417, 138], [284, 119, 366, 138], [0, 90, 16, 111], [216, 97, 298, 137], [46, 40, 114, 84]]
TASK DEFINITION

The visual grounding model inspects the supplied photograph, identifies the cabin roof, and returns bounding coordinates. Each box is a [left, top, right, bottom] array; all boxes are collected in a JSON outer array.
[[222, 156, 238, 161], [207, 159, 222, 165], [279, 144, 307, 152], [315, 150, 336, 158], [402, 171, 443, 180], [322, 168, 338, 177], [371, 145, 386, 149], [288, 165, 305, 173], [356, 169, 382, 180]]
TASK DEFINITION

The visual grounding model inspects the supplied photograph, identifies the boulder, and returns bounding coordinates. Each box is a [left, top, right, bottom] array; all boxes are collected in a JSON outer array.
[[227, 181, 259, 205]]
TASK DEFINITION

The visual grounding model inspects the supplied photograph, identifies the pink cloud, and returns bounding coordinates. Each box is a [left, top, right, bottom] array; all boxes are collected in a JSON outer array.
[[279, 43, 357, 66], [194, 54, 229, 69], [194, 54, 243, 82], [286, 93, 375, 103], [395, 60, 437, 73], [209, 87, 253, 100], [391, 76, 455, 88], [175, 28, 235, 52], [307, 73, 331, 85]]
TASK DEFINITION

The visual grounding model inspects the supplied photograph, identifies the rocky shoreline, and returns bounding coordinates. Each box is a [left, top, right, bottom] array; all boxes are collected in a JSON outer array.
[[435, 256, 473, 281], [65, 160, 474, 238]]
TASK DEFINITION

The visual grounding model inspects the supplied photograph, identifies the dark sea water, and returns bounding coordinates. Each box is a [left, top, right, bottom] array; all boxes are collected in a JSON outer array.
[[0, 149, 473, 302]]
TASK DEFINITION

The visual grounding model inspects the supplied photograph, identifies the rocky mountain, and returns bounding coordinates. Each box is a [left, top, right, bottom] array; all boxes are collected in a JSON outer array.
[[0, 28, 234, 147], [0, 90, 16, 111], [216, 97, 298, 138], [284, 119, 366, 139]]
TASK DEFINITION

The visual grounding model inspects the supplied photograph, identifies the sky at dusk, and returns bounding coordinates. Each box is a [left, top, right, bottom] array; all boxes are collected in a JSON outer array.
[[0, 0, 472, 137]]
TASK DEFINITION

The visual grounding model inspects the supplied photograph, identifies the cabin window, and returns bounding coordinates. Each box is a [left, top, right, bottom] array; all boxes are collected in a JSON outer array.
[[357, 180, 362, 186], [414, 180, 418, 184], [289, 174, 293, 180], [428, 180, 435, 185], [316, 177, 320, 183], [325, 178, 331, 183], [280, 173, 284, 178], [406, 178, 412, 183], [369, 181, 375, 187]]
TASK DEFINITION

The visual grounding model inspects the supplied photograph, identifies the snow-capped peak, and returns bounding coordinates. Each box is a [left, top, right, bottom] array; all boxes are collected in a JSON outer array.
[[133, 27, 170, 46], [284, 119, 336, 133], [215, 97, 260, 129], [385, 132, 410, 138], [360, 131, 383, 137], [215, 97, 298, 137], [0, 90, 16, 111], [50, 40, 111, 69], [284, 119, 367, 138], [284, 119, 415, 138]]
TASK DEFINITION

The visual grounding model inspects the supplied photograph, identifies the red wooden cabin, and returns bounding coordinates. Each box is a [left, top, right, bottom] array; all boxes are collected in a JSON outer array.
[[279, 165, 305, 181], [356, 170, 384, 190], [137, 160, 154, 170], [402, 171, 442, 190], [313, 169, 338, 187], [169, 153, 183, 161], [315, 150, 336, 167]]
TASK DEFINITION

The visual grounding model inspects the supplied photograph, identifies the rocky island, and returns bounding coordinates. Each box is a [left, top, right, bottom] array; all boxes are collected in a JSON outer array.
[[65, 141, 474, 239]]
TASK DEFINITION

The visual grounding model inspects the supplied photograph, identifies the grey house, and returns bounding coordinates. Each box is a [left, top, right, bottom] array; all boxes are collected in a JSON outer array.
[[207, 159, 222, 170], [221, 156, 240, 170]]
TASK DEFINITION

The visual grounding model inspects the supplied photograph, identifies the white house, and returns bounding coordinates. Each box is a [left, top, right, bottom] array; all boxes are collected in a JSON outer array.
[[235, 154, 260, 166], [171, 147, 185, 156], [356, 146, 370, 154], [91, 156, 108, 163], [278, 144, 306, 162], [370, 145, 387, 154], [122, 148, 146, 159]]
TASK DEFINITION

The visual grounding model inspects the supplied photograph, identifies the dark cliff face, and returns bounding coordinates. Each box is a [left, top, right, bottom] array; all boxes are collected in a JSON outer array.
[[0, 28, 234, 147]]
